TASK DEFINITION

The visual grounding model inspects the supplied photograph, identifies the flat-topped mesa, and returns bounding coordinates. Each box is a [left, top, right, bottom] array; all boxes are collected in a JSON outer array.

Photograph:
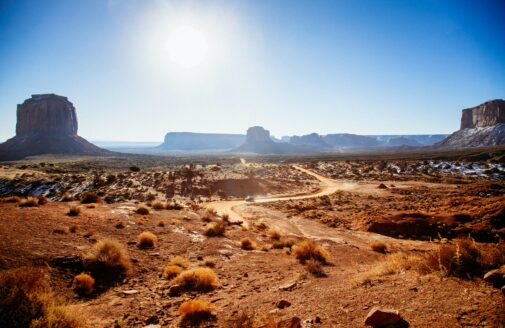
[[460, 99, 505, 129], [16, 94, 78, 136]]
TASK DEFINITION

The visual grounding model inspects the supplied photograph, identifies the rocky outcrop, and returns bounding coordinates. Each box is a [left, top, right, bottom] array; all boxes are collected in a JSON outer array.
[[437, 99, 505, 148], [0, 94, 110, 161], [234, 126, 301, 154], [159, 132, 245, 151], [461, 99, 505, 129]]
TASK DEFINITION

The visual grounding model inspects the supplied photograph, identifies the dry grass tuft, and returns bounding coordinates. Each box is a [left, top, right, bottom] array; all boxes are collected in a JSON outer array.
[[306, 259, 326, 277], [353, 252, 421, 285], [204, 221, 226, 237], [136, 205, 150, 215], [67, 206, 81, 217], [169, 256, 190, 269], [72, 273, 95, 296], [80, 192, 102, 204], [267, 229, 282, 240], [152, 200, 165, 210], [37, 195, 48, 205], [272, 238, 297, 250], [157, 220, 165, 227], [178, 299, 216, 323], [370, 241, 388, 254], [60, 192, 73, 202], [293, 240, 330, 264], [86, 203, 97, 209], [84, 238, 131, 282], [1, 195, 21, 203], [163, 265, 183, 279], [19, 197, 39, 207], [172, 268, 218, 291], [240, 237, 256, 251], [136, 231, 157, 249]]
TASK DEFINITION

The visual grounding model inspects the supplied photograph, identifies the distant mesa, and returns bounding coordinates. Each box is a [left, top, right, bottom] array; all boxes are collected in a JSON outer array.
[[436, 99, 505, 148], [234, 126, 301, 154], [159, 132, 245, 151], [0, 94, 110, 161]]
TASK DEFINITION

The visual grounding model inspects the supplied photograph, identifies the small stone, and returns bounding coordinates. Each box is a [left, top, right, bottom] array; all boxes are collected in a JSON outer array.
[[483, 268, 505, 288], [278, 281, 297, 291], [364, 307, 408, 327], [143, 325, 161, 328], [315, 316, 322, 324], [168, 284, 182, 297], [122, 290, 139, 295], [276, 300, 291, 309]]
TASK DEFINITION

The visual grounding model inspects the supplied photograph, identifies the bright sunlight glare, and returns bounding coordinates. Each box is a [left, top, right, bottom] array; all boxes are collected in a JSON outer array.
[[167, 26, 208, 68]]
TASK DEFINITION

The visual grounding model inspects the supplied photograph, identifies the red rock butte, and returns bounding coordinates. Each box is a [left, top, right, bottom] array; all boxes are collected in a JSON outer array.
[[0, 94, 110, 161]]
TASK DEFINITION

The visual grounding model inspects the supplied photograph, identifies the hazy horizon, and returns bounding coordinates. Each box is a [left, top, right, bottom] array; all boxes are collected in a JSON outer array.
[[1, 0, 504, 142]]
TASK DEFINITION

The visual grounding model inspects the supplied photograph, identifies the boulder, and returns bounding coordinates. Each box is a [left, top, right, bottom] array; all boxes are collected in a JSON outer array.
[[0, 94, 110, 161], [364, 307, 409, 327], [483, 267, 505, 288]]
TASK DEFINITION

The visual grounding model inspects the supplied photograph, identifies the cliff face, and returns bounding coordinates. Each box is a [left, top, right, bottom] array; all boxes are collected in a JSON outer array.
[[460, 99, 505, 129], [0, 94, 110, 161], [234, 126, 300, 154], [437, 99, 505, 148], [16, 94, 78, 136]]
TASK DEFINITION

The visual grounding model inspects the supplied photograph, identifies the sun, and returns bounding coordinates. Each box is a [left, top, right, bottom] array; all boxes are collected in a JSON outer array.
[[167, 26, 208, 68]]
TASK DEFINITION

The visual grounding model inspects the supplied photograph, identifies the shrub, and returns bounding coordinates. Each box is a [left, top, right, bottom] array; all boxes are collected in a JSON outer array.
[[60, 193, 73, 202], [353, 252, 421, 285], [163, 265, 183, 279], [272, 238, 297, 250], [19, 197, 39, 207], [240, 237, 255, 251], [80, 192, 102, 204], [203, 258, 216, 268], [72, 273, 94, 296], [1, 196, 21, 203], [52, 227, 68, 234], [172, 268, 218, 291], [166, 202, 183, 210], [86, 203, 97, 209], [292, 240, 330, 264], [136, 231, 157, 249], [69, 225, 79, 233], [157, 220, 165, 227], [136, 205, 150, 215], [84, 238, 131, 282], [306, 259, 326, 277], [152, 201, 165, 210], [178, 299, 216, 323], [268, 229, 281, 240], [169, 256, 189, 269], [37, 195, 48, 205], [67, 206, 81, 217], [370, 241, 388, 254], [204, 221, 226, 237]]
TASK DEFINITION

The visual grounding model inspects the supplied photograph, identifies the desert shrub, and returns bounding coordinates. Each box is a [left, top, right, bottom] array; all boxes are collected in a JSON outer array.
[[163, 265, 183, 279], [166, 202, 183, 210], [306, 259, 326, 277], [353, 252, 421, 285], [67, 206, 81, 217], [206, 208, 217, 217], [60, 192, 73, 202], [240, 237, 255, 251], [293, 240, 330, 264], [221, 214, 230, 223], [86, 203, 97, 208], [420, 238, 481, 277], [136, 231, 157, 249], [52, 227, 68, 234], [72, 273, 94, 296], [204, 221, 226, 237], [69, 225, 79, 233], [178, 299, 216, 323], [19, 197, 39, 207], [272, 238, 297, 250], [152, 200, 165, 210], [268, 229, 281, 240], [1, 196, 21, 203], [84, 238, 131, 282], [80, 192, 102, 204], [157, 220, 165, 227], [136, 205, 150, 215], [370, 241, 388, 254], [136, 217, 145, 225], [30, 302, 84, 328], [169, 256, 190, 269], [37, 195, 48, 205], [172, 268, 218, 291], [203, 258, 216, 268]]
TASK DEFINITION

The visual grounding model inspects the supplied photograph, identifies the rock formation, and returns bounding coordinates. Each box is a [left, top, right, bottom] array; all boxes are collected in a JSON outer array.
[[159, 132, 245, 151], [437, 99, 505, 148], [0, 94, 110, 161], [234, 126, 300, 154]]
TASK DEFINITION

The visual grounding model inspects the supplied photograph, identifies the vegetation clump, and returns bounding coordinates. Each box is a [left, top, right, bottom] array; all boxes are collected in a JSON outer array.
[[84, 238, 131, 283], [80, 192, 102, 204], [136, 231, 157, 249], [136, 205, 150, 215], [178, 299, 216, 323], [204, 221, 226, 237], [240, 237, 256, 251], [172, 268, 218, 291], [293, 240, 330, 264], [19, 197, 39, 207], [72, 273, 95, 296], [370, 241, 388, 254], [67, 206, 81, 217]]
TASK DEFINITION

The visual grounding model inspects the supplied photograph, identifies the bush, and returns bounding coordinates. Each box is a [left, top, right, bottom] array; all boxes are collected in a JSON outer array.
[[152, 201, 165, 210], [306, 259, 326, 277], [19, 197, 39, 207], [204, 221, 226, 237], [67, 206, 81, 217], [37, 195, 48, 205], [60, 193, 73, 202], [370, 241, 388, 254], [163, 265, 183, 279], [272, 238, 297, 249], [421, 238, 481, 277], [72, 273, 94, 296], [172, 268, 218, 291], [136, 231, 157, 249], [1, 196, 21, 203], [240, 237, 255, 251], [169, 256, 190, 269], [268, 229, 281, 240], [157, 220, 165, 227], [293, 240, 330, 264], [84, 239, 131, 282], [178, 299, 216, 323], [80, 192, 102, 204], [136, 205, 150, 215]]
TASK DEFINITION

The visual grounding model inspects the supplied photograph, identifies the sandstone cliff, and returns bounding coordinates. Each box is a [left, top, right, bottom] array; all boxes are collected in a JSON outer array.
[[234, 126, 301, 154], [0, 94, 110, 161]]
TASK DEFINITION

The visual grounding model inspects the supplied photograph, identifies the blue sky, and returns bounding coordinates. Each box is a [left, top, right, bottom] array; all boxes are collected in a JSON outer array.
[[1, 0, 504, 142]]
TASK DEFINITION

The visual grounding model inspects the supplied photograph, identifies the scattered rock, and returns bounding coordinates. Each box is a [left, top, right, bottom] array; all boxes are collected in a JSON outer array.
[[278, 281, 297, 291], [168, 284, 182, 297], [364, 307, 409, 327], [276, 300, 292, 309], [377, 183, 388, 189], [277, 316, 302, 328], [122, 290, 139, 295], [483, 267, 505, 288]]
